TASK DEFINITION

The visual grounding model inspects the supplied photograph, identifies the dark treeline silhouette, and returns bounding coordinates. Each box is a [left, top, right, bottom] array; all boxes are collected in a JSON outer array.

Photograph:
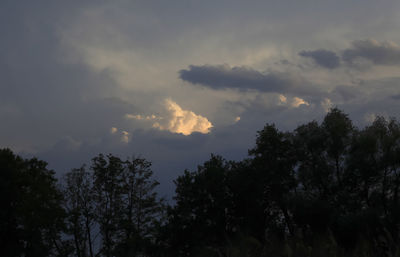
[[2, 108, 400, 256]]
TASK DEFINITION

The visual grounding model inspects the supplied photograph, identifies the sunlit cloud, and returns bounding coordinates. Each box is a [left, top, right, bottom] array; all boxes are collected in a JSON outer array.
[[121, 131, 130, 143], [125, 114, 160, 121], [153, 99, 213, 136], [279, 94, 287, 104], [291, 97, 309, 108], [126, 99, 213, 136], [110, 127, 130, 143], [277, 94, 309, 108], [110, 127, 118, 134], [125, 114, 143, 120]]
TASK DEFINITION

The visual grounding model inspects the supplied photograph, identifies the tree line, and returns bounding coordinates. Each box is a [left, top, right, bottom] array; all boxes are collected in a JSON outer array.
[[1, 108, 400, 257]]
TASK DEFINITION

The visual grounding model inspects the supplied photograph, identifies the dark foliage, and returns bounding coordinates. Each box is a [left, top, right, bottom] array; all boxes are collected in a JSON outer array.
[[62, 154, 165, 257], [0, 149, 67, 257], [166, 108, 400, 257], [2, 108, 400, 256]]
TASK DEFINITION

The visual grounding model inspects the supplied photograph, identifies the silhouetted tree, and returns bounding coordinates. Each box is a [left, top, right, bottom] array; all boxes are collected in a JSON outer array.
[[162, 109, 400, 256], [0, 149, 67, 257], [91, 154, 125, 257], [227, 159, 265, 242], [63, 166, 97, 257], [322, 108, 354, 188], [4, 108, 400, 257], [249, 124, 297, 238], [63, 154, 164, 257], [115, 157, 165, 257], [166, 155, 233, 256]]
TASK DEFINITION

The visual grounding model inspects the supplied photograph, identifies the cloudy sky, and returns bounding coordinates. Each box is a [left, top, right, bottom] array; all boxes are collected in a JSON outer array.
[[2, 0, 400, 197]]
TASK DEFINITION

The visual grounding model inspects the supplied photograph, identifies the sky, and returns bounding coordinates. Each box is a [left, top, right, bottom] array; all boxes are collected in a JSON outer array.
[[2, 0, 400, 197]]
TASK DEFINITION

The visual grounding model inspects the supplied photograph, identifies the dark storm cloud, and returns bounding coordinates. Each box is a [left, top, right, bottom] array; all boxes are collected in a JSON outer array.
[[179, 64, 323, 98], [299, 49, 340, 69], [3, 0, 400, 200], [298, 39, 400, 69], [179, 65, 288, 92], [343, 39, 400, 65], [0, 0, 137, 150]]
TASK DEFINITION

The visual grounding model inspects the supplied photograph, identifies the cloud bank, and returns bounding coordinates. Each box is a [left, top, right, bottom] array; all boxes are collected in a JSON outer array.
[[179, 64, 299, 92], [178, 64, 322, 98], [298, 39, 400, 68], [343, 39, 400, 66], [3, 0, 400, 198], [299, 49, 340, 69]]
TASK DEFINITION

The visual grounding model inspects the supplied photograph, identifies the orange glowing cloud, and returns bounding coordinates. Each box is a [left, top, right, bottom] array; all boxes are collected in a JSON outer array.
[[125, 99, 213, 136]]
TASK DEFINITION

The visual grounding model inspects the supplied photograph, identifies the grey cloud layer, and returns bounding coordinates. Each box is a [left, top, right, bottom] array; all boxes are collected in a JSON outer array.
[[299, 49, 340, 69], [179, 64, 322, 98], [299, 39, 400, 68], [343, 39, 400, 65], [180, 65, 293, 92], [0, 0, 136, 150], [3, 0, 400, 199]]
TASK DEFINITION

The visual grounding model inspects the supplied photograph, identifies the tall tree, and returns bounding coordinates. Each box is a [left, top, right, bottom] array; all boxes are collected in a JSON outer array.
[[63, 166, 97, 257], [91, 154, 125, 257], [167, 155, 233, 257], [322, 108, 354, 188], [249, 124, 297, 238], [0, 149, 66, 257], [115, 157, 165, 257], [64, 153, 164, 257]]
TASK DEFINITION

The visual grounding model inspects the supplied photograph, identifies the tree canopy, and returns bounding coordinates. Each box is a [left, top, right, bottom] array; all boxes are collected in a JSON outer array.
[[0, 149, 66, 257], [2, 108, 400, 256]]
